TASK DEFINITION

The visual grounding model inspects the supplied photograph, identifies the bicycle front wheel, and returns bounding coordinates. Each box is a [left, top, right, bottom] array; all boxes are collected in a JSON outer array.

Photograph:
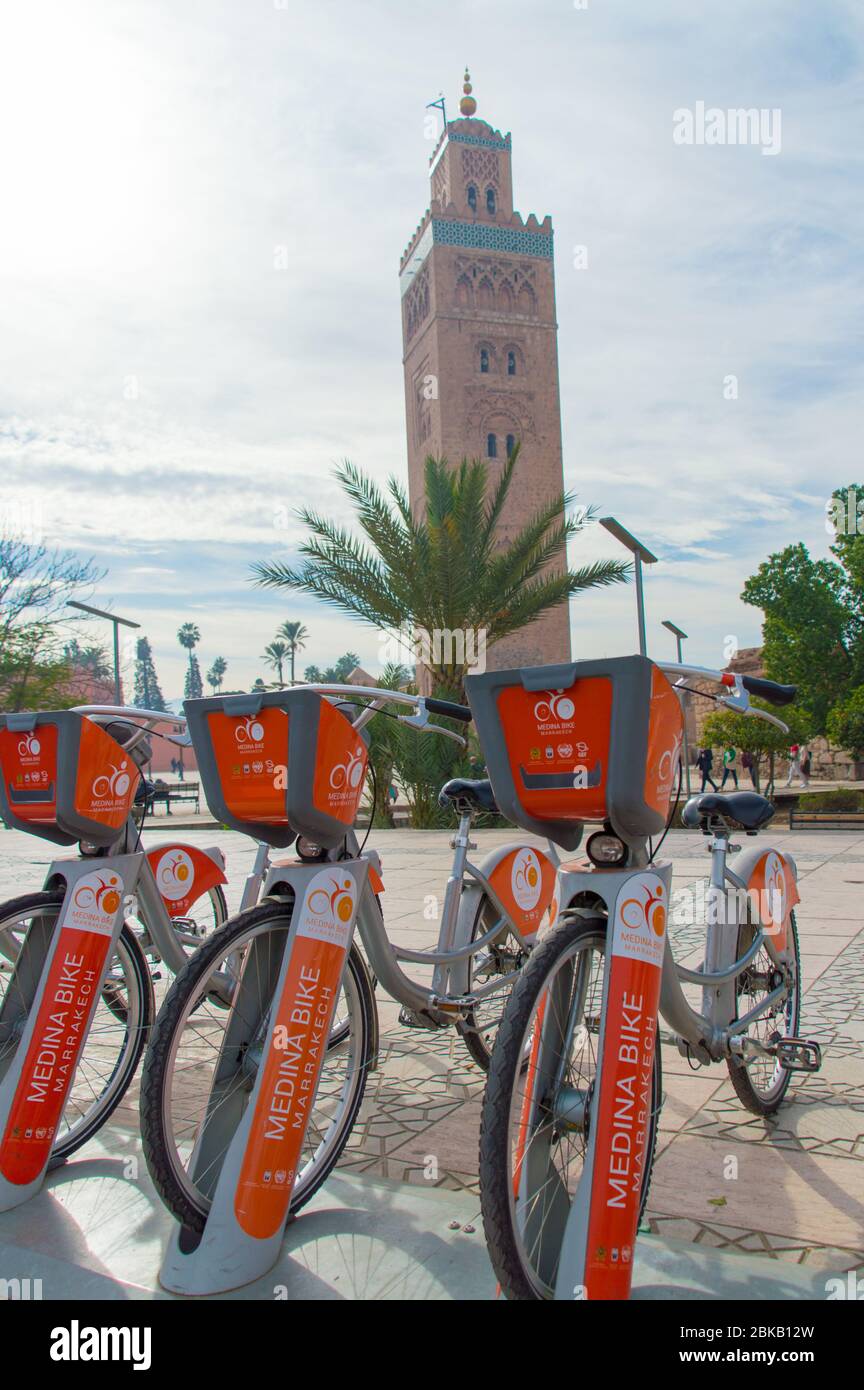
[[480, 915, 662, 1300], [140, 897, 376, 1232], [0, 891, 154, 1165]]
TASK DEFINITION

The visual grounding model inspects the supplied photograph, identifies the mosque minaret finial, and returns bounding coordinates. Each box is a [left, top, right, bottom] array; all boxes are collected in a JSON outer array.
[[459, 68, 477, 117]]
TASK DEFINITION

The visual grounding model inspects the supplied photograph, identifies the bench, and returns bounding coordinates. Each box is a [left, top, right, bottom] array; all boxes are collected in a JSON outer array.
[[147, 782, 201, 816], [789, 808, 864, 831]]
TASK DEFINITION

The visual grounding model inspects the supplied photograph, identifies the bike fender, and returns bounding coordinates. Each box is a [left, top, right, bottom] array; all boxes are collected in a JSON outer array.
[[146, 842, 227, 919], [729, 844, 799, 957], [450, 843, 558, 998]]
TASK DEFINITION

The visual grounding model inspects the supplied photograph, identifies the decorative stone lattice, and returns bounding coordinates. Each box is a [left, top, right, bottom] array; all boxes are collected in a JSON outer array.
[[404, 268, 430, 343], [461, 147, 499, 189]]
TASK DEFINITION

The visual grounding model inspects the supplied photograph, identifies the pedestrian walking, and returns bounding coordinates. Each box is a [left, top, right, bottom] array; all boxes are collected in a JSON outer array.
[[741, 749, 759, 789], [697, 747, 718, 792], [799, 748, 812, 789], [785, 745, 801, 787], [720, 746, 739, 790]]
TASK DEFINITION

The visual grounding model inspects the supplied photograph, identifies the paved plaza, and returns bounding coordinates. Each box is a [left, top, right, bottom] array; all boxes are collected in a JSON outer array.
[[1, 819, 862, 1289]]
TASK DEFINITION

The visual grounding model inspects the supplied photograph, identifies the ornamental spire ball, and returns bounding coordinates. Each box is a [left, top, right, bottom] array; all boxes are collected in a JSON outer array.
[[459, 68, 477, 117]]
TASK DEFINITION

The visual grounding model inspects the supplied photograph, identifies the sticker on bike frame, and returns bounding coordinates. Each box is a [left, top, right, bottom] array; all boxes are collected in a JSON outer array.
[[582, 871, 666, 1299], [0, 914, 118, 1185], [0, 723, 58, 821], [233, 868, 358, 1239]]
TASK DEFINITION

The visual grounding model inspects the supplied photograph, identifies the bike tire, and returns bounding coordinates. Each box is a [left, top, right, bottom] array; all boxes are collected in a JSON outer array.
[[480, 914, 662, 1301], [0, 891, 154, 1168], [727, 908, 801, 1116], [140, 897, 376, 1233]]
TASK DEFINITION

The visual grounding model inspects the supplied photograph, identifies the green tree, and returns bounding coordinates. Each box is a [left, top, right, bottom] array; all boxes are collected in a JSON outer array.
[[0, 625, 76, 712], [252, 451, 627, 702], [133, 636, 168, 710], [206, 656, 227, 694], [702, 703, 812, 794], [303, 652, 361, 685], [278, 621, 308, 685], [742, 485, 864, 733], [827, 687, 864, 761], [184, 654, 203, 701], [262, 640, 289, 687], [63, 639, 111, 681], [177, 623, 202, 700], [0, 538, 104, 711]]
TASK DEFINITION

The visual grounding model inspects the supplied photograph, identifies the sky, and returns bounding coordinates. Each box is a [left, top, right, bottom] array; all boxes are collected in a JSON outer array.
[[1, 0, 862, 700]]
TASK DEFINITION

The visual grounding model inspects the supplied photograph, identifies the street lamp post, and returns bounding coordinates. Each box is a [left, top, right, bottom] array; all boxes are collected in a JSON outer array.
[[67, 601, 140, 705], [599, 518, 658, 657], [662, 618, 692, 796]]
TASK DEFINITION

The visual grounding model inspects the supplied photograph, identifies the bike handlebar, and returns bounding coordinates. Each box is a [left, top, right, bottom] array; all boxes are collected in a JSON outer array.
[[657, 663, 792, 733], [302, 684, 470, 748], [71, 705, 191, 746], [739, 674, 797, 707], [424, 696, 473, 723]]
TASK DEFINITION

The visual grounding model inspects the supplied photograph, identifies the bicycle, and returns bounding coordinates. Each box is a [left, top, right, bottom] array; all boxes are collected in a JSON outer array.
[[472, 655, 821, 1300], [0, 703, 238, 1201], [138, 683, 558, 1294]]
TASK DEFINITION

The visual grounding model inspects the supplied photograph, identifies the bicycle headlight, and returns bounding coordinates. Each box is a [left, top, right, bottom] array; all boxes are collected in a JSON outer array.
[[585, 832, 627, 867], [296, 837, 327, 862]]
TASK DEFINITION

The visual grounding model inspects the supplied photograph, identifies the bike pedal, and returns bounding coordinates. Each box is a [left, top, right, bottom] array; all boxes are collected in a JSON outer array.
[[397, 1006, 446, 1032], [776, 1036, 822, 1072]]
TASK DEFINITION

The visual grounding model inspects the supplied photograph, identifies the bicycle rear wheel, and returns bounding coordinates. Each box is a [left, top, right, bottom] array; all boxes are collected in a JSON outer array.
[[140, 897, 376, 1232], [0, 891, 153, 1165], [459, 892, 529, 1071], [480, 915, 661, 1300], [727, 908, 800, 1115]]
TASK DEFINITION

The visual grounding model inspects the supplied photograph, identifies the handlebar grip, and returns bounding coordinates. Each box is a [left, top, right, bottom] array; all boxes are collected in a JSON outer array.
[[425, 697, 473, 724], [739, 675, 797, 707]]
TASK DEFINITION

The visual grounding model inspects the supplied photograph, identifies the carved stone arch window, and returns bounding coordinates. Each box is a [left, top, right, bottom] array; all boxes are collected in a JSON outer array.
[[455, 275, 474, 309], [486, 187, 497, 215], [467, 183, 478, 213], [476, 340, 497, 374], [481, 407, 523, 466], [517, 282, 537, 316], [477, 277, 495, 310], [503, 343, 525, 376]]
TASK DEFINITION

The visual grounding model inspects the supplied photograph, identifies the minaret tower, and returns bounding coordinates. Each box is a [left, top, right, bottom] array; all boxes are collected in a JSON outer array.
[[399, 71, 571, 668]]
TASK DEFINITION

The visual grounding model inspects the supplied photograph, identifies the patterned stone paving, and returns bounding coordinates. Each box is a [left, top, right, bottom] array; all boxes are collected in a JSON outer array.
[[1, 822, 863, 1273]]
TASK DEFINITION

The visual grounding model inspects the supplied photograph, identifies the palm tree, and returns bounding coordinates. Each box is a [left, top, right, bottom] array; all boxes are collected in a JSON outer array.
[[278, 621, 308, 685], [177, 623, 202, 700], [262, 640, 290, 687], [207, 655, 227, 694], [252, 450, 629, 701]]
